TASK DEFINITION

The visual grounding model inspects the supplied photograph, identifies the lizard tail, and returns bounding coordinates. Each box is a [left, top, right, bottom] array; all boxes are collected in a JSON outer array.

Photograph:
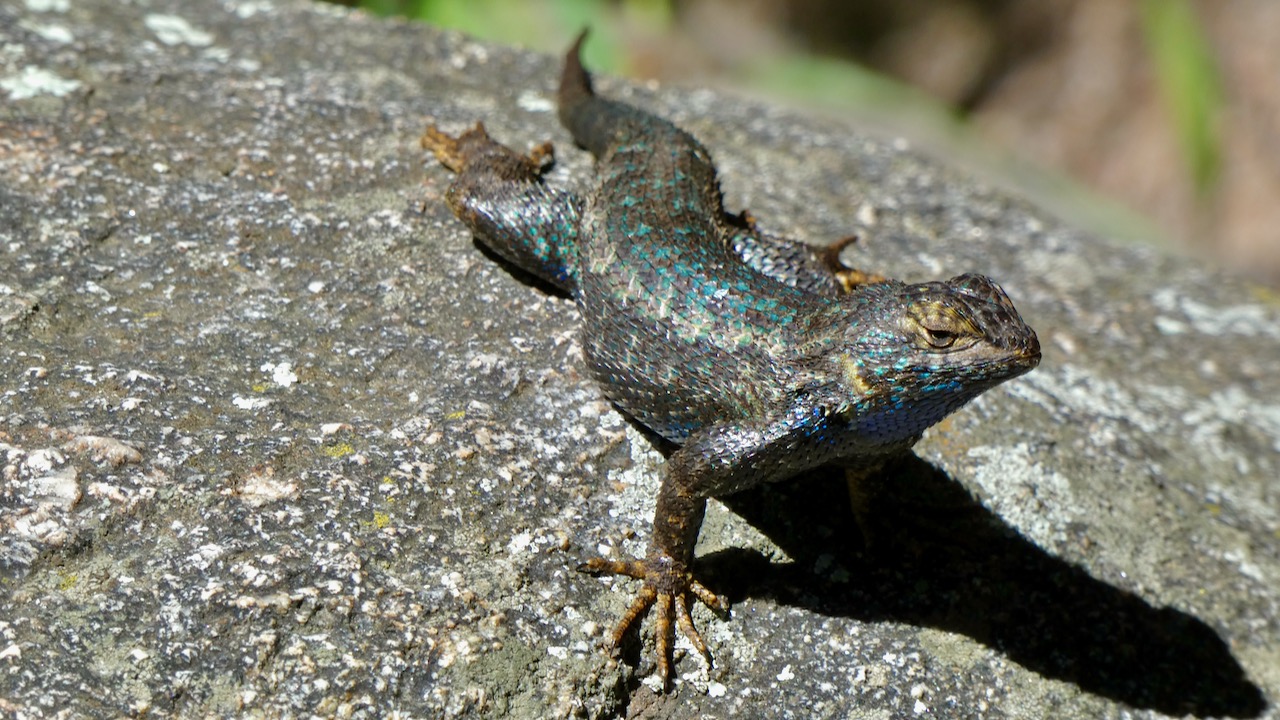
[[557, 28, 625, 158], [558, 29, 594, 113]]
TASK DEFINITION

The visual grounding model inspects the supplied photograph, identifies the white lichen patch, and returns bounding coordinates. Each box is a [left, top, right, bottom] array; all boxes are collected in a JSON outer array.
[[1183, 385, 1280, 457], [1152, 287, 1280, 340], [143, 14, 214, 47], [230, 1, 275, 20], [505, 531, 534, 555], [18, 19, 74, 44], [60, 432, 143, 466], [1009, 364, 1161, 434], [1, 422, 162, 571], [29, 466, 81, 506], [516, 90, 554, 113], [233, 395, 273, 411], [261, 361, 298, 387], [1, 66, 81, 100], [24, 0, 70, 11], [2, 442, 81, 555], [228, 466, 299, 507]]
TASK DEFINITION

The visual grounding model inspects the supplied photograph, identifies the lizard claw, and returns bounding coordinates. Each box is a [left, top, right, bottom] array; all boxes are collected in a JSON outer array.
[[579, 554, 726, 685]]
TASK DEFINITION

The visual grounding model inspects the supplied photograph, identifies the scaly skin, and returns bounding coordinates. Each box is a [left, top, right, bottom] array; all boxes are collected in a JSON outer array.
[[422, 31, 1041, 688]]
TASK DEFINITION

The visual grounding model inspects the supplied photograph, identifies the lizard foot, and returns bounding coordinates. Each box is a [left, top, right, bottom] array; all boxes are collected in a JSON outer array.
[[419, 122, 478, 172], [579, 554, 727, 685], [823, 235, 889, 292]]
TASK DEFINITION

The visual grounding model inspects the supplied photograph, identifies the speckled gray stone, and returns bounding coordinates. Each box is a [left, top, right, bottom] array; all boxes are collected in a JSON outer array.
[[1, 1, 1276, 718]]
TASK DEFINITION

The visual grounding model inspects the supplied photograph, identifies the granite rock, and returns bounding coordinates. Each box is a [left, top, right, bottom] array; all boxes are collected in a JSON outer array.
[[0, 1, 1275, 718]]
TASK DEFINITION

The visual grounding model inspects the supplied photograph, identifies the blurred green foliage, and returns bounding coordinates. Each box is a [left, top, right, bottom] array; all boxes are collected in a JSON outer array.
[[349, 0, 654, 74], [340, 0, 1225, 245], [344, 0, 956, 131], [351, 0, 1223, 198], [1141, 0, 1224, 196]]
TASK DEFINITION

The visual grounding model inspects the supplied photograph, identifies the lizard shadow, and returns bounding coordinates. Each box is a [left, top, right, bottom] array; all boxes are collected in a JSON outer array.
[[700, 454, 1266, 718]]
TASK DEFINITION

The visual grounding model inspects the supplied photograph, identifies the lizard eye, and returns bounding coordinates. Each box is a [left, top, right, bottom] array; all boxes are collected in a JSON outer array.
[[903, 300, 979, 351], [923, 327, 957, 348]]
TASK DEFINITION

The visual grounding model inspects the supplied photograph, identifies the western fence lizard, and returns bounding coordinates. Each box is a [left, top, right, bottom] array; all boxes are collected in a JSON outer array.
[[422, 31, 1041, 686]]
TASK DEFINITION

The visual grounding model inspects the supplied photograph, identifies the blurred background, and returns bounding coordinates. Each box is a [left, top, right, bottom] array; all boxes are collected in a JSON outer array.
[[333, 0, 1280, 287]]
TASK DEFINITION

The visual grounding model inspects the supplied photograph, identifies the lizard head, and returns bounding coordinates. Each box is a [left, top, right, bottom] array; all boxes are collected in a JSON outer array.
[[827, 273, 1040, 445], [896, 273, 1040, 375]]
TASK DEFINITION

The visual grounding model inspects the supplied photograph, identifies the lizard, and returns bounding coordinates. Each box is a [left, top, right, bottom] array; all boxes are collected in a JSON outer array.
[[421, 30, 1041, 687]]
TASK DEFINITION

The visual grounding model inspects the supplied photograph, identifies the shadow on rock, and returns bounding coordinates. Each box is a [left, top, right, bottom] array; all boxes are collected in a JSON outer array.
[[705, 454, 1266, 718]]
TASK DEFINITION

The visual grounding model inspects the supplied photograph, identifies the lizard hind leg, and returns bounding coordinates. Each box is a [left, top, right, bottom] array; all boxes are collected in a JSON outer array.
[[421, 122, 584, 292], [421, 122, 553, 179], [420, 123, 472, 173]]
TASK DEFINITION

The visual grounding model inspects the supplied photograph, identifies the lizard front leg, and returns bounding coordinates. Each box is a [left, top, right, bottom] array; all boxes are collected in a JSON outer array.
[[725, 217, 887, 296], [578, 485, 724, 684], [580, 408, 828, 685]]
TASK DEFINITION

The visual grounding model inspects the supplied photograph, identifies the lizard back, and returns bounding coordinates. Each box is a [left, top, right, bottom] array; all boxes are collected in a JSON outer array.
[[558, 33, 828, 441]]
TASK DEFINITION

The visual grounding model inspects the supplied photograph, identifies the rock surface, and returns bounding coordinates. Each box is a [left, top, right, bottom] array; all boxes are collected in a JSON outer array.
[[1, 1, 1275, 718]]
